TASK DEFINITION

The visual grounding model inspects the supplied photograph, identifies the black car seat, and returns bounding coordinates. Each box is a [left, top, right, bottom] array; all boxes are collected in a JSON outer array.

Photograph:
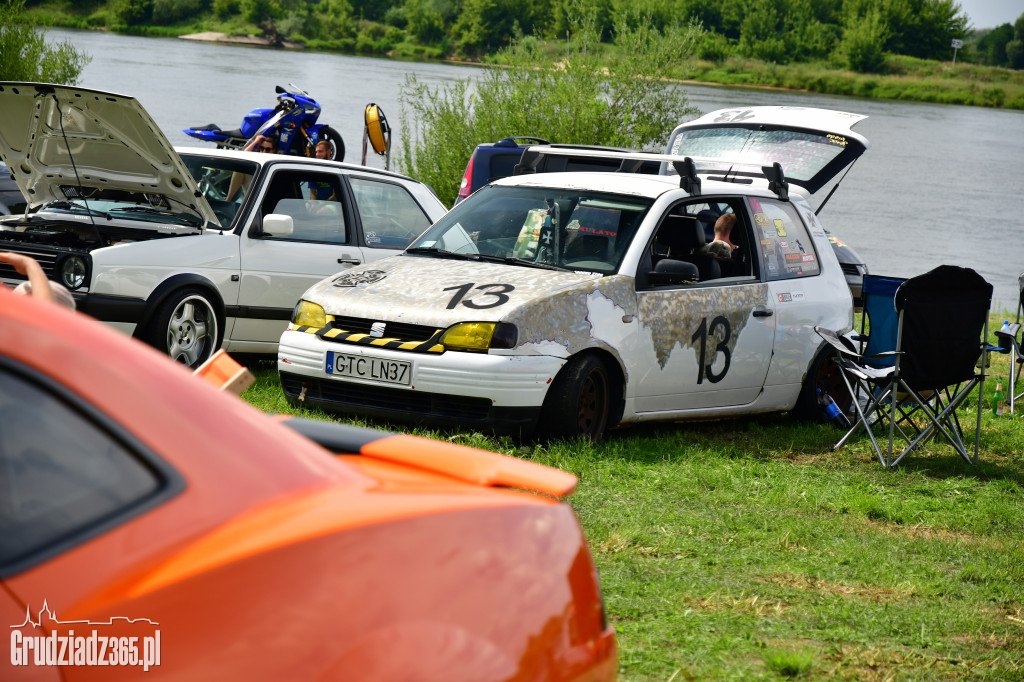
[[655, 215, 720, 282]]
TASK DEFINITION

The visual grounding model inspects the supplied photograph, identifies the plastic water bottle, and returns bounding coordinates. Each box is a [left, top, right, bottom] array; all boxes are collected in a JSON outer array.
[[992, 382, 1006, 416], [999, 320, 1013, 351], [818, 388, 851, 427]]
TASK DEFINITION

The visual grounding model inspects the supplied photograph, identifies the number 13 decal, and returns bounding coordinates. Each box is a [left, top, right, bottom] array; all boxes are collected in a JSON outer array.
[[443, 282, 515, 309], [691, 315, 731, 384]]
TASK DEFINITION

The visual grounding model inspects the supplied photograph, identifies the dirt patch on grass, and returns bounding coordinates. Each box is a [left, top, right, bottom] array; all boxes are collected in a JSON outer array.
[[684, 591, 790, 617], [758, 573, 914, 602], [855, 517, 1008, 551]]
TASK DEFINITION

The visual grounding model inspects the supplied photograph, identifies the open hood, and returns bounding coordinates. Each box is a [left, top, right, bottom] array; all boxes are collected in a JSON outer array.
[[665, 106, 870, 196], [0, 82, 218, 225]]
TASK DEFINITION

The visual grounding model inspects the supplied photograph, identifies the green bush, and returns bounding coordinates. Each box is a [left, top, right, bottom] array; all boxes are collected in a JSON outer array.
[[112, 0, 153, 25], [399, 14, 702, 205], [212, 0, 241, 19], [837, 9, 888, 73], [0, 0, 91, 84], [152, 0, 205, 24], [697, 30, 731, 62]]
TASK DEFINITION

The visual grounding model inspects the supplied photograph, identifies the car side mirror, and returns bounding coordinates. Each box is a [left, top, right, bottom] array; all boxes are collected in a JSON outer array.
[[648, 258, 698, 286], [262, 213, 294, 237]]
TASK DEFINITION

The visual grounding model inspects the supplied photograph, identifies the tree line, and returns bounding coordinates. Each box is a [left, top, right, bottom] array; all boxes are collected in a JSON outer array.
[[26, 0, 1024, 72]]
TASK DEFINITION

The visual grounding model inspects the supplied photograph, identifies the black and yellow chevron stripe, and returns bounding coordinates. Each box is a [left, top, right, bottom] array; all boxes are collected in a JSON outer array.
[[292, 323, 446, 353]]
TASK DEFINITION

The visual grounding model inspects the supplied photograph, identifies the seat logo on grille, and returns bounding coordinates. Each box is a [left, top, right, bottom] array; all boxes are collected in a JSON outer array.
[[332, 270, 387, 287], [370, 322, 386, 338]]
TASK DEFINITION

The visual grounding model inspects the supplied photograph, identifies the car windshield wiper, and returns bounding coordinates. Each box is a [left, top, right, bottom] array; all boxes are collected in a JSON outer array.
[[405, 246, 482, 261], [499, 256, 571, 272], [110, 205, 203, 226], [44, 201, 112, 220]]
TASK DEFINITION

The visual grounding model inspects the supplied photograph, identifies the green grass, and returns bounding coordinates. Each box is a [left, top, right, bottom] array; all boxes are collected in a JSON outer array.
[[242, 314, 1024, 680]]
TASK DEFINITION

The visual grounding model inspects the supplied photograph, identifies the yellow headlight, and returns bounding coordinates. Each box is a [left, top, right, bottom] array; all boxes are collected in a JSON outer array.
[[440, 322, 496, 352], [292, 300, 327, 329]]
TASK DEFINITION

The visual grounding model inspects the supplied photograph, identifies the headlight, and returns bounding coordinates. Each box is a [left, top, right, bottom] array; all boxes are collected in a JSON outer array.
[[59, 255, 88, 290], [440, 322, 517, 352], [292, 300, 326, 329]]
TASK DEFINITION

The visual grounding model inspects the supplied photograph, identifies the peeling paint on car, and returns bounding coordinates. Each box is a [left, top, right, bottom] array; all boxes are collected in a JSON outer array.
[[639, 284, 769, 368]]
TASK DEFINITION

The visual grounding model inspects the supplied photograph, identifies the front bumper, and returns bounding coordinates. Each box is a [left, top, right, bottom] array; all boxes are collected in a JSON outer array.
[[278, 329, 565, 435]]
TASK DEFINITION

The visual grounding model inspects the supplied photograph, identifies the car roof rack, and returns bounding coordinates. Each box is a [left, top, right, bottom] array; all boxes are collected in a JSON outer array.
[[513, 147, 791, 200]]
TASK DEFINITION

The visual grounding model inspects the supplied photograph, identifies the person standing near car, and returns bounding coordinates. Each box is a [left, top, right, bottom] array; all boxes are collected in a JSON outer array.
[[227, 134, 280, 201]]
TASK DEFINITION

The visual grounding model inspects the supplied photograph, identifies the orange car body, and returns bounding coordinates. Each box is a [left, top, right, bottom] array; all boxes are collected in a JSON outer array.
[[0, 288, 616, 680]]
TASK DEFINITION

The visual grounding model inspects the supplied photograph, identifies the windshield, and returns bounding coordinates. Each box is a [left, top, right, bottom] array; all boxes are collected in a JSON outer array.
[[667, 128, 848, 185], [180, 154, 259, 229], [409, 185, 653, 275]]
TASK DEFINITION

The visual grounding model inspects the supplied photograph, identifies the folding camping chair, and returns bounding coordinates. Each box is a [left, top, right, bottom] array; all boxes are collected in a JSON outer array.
[[1005, 272, 1024, 414], [834, 274, 932, 453], [815, 265, 993, 468]]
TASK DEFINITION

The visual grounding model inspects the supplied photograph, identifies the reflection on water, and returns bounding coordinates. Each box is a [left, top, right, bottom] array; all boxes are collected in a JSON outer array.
[[47, 28, 1024, 309]]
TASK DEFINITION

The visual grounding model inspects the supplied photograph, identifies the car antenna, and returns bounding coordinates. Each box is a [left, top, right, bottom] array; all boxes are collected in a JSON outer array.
[[44, 86, 99, 229]]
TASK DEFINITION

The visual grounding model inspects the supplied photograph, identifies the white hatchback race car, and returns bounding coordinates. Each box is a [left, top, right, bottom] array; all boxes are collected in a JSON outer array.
[[278, 108, 865, 440], [0, 82, 447, 367]]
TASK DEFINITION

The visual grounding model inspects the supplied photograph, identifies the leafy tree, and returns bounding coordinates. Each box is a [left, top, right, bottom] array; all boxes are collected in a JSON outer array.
[[837, 7, 888, 72], [976, 24, 1013, 66], [399, 14, 701, 205], [737, 0, 791, 63], [213, 0, 242, 19], [1011, 13, 1024, 70], [0, 0, 91, 84], [552, 0, 614, 42], [113, 0, 154, 25], [453, 0, 532, 55], [243, 0, 282, 24], [406, 0, 453, 43], [880, 0, 968, 60], [152, 0, 206, 24]]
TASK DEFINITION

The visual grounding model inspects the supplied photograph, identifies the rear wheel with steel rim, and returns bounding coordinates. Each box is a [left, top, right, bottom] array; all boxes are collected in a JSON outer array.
[[146, 288, 221, 369]]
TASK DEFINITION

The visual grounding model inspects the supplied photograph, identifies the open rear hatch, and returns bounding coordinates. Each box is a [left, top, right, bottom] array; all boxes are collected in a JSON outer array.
[[664, 106, 870, 210]]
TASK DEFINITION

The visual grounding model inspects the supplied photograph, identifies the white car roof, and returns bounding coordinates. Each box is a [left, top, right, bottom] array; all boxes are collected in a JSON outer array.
[[487, 169, 803, 203]]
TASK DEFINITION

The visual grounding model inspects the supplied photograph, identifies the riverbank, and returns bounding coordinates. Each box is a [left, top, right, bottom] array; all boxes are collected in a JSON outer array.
[[27, 7, 1024, 112]]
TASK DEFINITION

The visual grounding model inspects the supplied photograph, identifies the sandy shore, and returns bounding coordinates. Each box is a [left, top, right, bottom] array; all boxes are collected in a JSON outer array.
[[179, 32, 304, 50]]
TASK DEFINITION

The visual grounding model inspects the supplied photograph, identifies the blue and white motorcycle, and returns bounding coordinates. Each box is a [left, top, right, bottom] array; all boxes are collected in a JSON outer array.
[[183, 83, 344, 160]]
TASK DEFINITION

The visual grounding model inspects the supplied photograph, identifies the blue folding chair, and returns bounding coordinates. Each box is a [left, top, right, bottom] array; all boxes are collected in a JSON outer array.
[[854, 274, 905, 366]]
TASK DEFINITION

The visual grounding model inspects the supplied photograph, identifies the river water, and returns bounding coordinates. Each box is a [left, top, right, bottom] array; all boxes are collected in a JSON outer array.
[[45, 28, 1024, 311]]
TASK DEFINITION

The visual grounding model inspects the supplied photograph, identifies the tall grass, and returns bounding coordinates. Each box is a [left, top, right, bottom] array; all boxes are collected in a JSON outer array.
[[242, 313, 1024, 679]]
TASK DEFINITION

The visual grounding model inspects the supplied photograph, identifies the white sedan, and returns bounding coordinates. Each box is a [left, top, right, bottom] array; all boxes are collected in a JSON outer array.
[[0, 82, 447, 366]]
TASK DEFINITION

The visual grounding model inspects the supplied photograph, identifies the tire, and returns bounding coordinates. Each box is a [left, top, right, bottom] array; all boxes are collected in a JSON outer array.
[[319, 125, 345, 162], [145, 288, 221, 369], [792, 344, 853, 425], [538, 355, 613, 443]]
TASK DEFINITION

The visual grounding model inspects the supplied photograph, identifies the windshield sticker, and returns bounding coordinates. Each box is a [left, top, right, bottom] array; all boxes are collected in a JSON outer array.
[[749, 198, 763, 213], [827, 134, 848, 147], [774, 219, 787, 236], [802, 254, 816, 263], [333, 270, 387, 287]]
